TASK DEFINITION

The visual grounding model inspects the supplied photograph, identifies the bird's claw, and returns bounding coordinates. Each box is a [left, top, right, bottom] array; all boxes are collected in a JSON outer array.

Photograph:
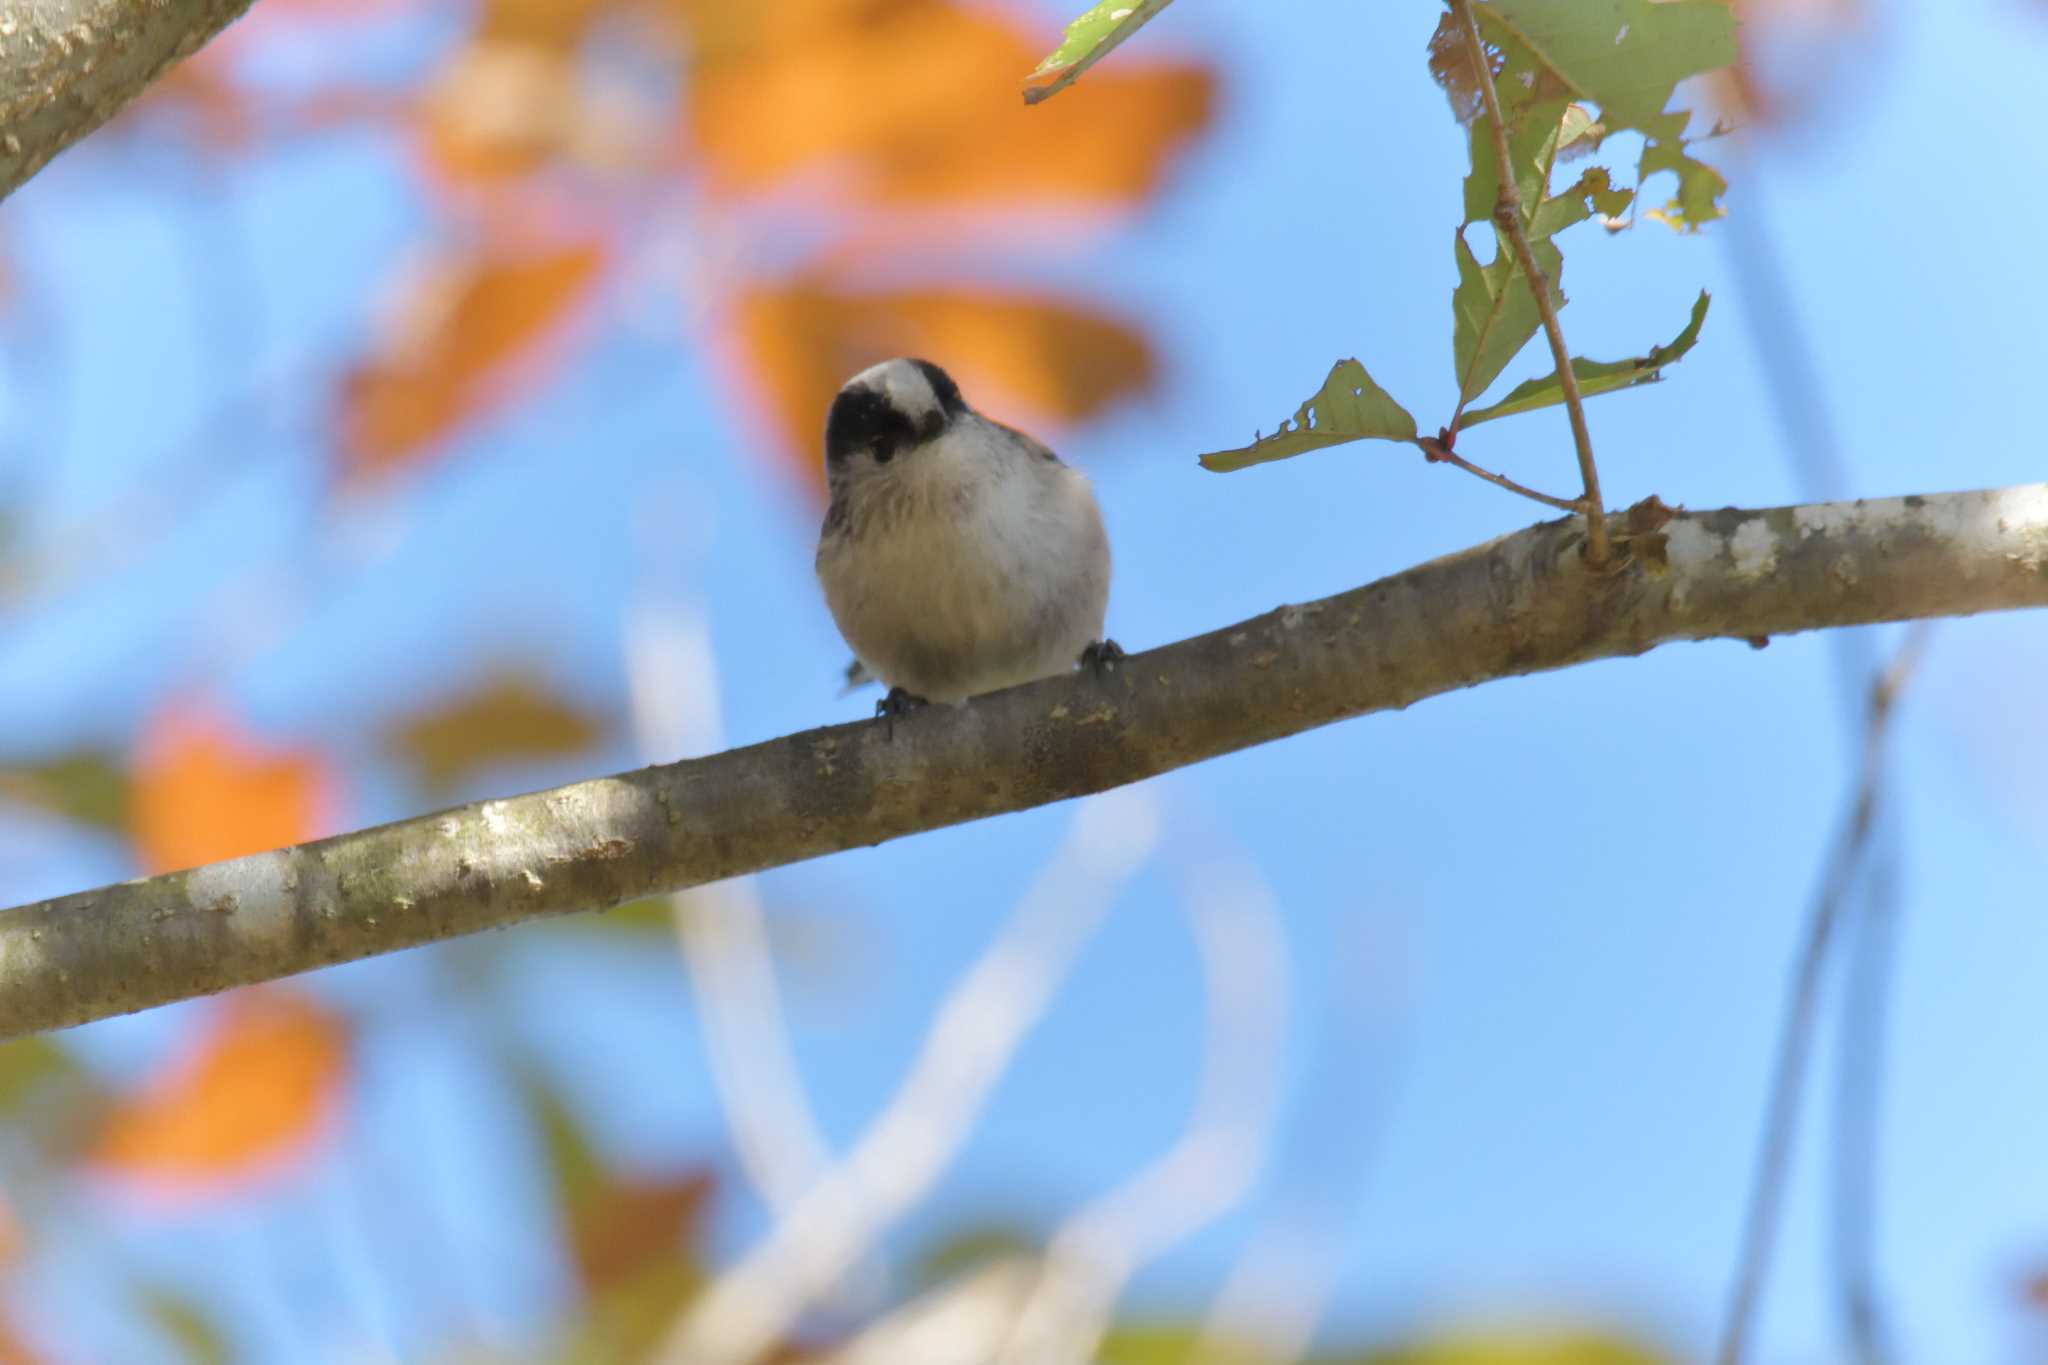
[[1079, 639, 1125, 676], [875, 687, 928, 739]]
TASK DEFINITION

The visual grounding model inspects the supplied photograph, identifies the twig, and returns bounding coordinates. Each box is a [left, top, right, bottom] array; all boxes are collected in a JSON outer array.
[[1191, 914, 1410, 1365], [1715, 624, 1934, 1365], [1721, 145, 1898, 1364], [994, 862, 1289, 1365], [656, 788, 1162, 1365], [1446, 0, 1609, 565], [1417, 434, 1584, 513]]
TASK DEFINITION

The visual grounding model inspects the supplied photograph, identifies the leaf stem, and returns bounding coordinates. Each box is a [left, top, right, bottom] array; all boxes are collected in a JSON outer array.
[[1416, 436, 1583, 513], [1447, 0, 1610, 565]]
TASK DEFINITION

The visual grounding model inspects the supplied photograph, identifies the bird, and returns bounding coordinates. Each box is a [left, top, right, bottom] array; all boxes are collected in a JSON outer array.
[[815, 357, 1121, 721]]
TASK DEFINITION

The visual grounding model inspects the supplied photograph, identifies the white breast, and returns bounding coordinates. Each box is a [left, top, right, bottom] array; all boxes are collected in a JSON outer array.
[[817, 420, 1110, 703]]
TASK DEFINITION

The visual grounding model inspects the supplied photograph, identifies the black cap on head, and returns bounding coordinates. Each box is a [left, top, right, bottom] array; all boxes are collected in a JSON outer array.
[[823, 358, 967, 468], [825, 387, 912, 466], [909, 359, 966, 417]]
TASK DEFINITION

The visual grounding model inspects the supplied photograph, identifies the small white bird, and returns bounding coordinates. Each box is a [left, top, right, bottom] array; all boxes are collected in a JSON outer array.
[[815, 358, 1120, 719]]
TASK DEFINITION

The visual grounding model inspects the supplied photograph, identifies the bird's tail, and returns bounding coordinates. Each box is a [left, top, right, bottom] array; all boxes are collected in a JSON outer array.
[[838, 659, 876, 696]]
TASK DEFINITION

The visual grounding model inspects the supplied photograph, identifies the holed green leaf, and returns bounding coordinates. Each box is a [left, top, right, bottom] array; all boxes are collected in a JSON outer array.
[[1459, 290, 1710, 428], [1452, 229, 1564, 409], [1199, 361, 1417, 471], [1639, 128, 1731, 231], [1483, 0, 1738, 129]]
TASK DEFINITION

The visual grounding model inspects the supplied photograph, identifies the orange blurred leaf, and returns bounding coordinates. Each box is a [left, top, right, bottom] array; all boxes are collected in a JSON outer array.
[[411, 0, 675, 189], [476, 0, 618, 50], [688, 0, 1214, 205], [737, 278, 1157, 493], [0, 1189, 21, 1270], [520, 1065, 715, 1296], [417, 40, 583, 187], [131, 700, 335, 875], [382, 670, 609, 796], [90, 991, 348, 1197], [0, 1309, 43, 1365], [570, 1173, 714, 1295], [340, 240, 608, 483], [1709, 0, 1870, 129]]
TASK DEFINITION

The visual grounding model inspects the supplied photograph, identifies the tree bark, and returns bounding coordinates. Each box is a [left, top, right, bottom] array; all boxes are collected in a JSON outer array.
[[2, 483, 2044, 1037], [0, 0, 256, 202]]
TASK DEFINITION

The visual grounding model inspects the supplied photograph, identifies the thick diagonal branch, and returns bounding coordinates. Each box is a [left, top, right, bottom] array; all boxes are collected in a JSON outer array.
[[1, 484, 2045, 1038], [0, 0, 257, 202]]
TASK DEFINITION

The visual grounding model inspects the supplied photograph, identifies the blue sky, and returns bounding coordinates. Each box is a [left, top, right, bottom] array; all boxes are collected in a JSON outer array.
[[4, 1, 2048, 1361]]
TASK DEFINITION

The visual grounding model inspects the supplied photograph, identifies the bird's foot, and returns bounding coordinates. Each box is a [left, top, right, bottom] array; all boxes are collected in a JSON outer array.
[[1079, 639, 1125, 676], [875, 687, 929, 739]]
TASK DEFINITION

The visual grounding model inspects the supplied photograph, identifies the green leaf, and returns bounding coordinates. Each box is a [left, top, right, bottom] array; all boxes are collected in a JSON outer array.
[[1198, 361, 1417, 472], [1527, 166, 1633, 239], [1023, 0, 1177, 105], [558, 1255, 706, 1365], [1555, 103, 1605, 158], [912, 1220, 1041, 1290], [1639, 128, 1730, 231], [1452, 229, 1563, 408], [1482, 0, 1738, 130], [382, 672, 607, 798], [140, 1289, 230, 1365], [1437, 2, 1735, 232], [1097, 1323, 1204, 1365], [0, 750, 129, 834], [518, 1063, 606, 1212], [1485, 0, 1735, 227], [0, 1037, 83, 1116], [1097, 1321, 1679, 1364], [555, 896, 677, 937], [1445, 57, 1631, 244], [1459, 290, 1710, 428], [1462, 99, 1572, 226]]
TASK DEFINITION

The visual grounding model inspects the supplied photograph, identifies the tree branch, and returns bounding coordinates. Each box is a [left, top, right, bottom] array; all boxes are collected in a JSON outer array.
[[1, 484, 2044, 1038], [0, 0, 257, 202]]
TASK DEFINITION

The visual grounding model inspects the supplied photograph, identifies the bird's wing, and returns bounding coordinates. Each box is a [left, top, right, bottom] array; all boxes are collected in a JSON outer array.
[[985, 417, 1064, 465]]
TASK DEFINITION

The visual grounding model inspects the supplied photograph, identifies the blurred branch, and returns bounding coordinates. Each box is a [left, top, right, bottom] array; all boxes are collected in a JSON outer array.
[[1714, 624, 1934, 1365], [820, 1257, 1042, 1365], [0, 484, 2045, 1037], [1722, 151, 1899, 1364], [0, 0, 257, 202], [1192, 914, 1408, 1365], [624, 596, 833, 1216], [997, 864, 1288, 1365], [658, 789, 1160, 1365]]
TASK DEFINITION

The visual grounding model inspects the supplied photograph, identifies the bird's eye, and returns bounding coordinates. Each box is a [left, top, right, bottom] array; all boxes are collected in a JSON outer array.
[[872, 446, 894, 464]]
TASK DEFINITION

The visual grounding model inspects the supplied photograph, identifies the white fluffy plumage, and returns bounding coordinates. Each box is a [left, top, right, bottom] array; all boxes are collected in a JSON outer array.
[[815, 359, 1112, 706]]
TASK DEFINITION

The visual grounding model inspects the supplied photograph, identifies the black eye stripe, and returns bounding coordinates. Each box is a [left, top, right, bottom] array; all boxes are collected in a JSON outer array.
[[826, 388, 915, 465], [823, 362, 962, 471]]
